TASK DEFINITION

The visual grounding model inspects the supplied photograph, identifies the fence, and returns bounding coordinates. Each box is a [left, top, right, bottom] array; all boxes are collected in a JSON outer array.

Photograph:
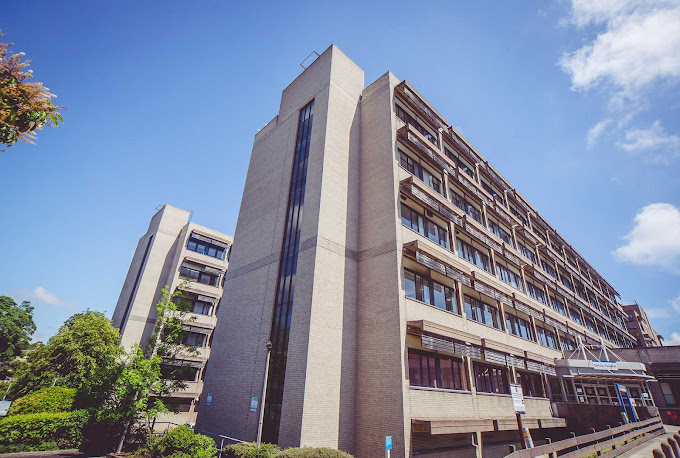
[[506, 417, 664, 457]]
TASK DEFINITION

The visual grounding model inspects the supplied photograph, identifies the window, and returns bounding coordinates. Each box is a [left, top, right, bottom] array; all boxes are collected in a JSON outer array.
[[192, 300, 214, 315], [660, 383, 677, 406], [187, 235, 227, 260], [497, 263, 524, 292], [456, 238, 491, 272], [569, 308, 583, 325], [550, 296, 568, 317], [541, 258, 557, 279], [584, 316, 597, 333], [444, 147, 474, 178], [575, 283, 587, 301], [518, 241, 536, 264], [404, 269, 459, 314], [536, 327, 558, 349], [561, 337, 576, 351], [506, 314, 533, 341], [398, 149, 443, 195], [517, 371, 545, 398], [408, 350, 468, 390], [464, 294, 501, 329], [526, 281, 547, 305], [400, 203, 449, 248], [182, 331, 207, 347], [396, 104, 438, 146], [161, 364, 199, 381], [481, 181, 505, 206], [559, 270, 574, 291], [179, 265, 220, 287], [473, 363, 509, 394], [450, 189, 483, 224], [489, 220, 513, 245], [509, 205, 528, 226]]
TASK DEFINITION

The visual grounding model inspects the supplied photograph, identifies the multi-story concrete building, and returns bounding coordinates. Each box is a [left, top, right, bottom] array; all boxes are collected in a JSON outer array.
[[621, 301, 663, 347], [112, 204, 232, 426], [197, 45, 652, 457]]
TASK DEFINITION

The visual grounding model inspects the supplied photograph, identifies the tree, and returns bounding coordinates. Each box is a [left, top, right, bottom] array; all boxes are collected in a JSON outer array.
[[0, 29, 63, 151], [9, 311, 121, 399], [0, 296, 35, 379]]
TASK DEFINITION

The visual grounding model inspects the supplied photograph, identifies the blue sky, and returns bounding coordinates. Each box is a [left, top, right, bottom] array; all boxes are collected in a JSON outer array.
[[1, 1, 679, 344]]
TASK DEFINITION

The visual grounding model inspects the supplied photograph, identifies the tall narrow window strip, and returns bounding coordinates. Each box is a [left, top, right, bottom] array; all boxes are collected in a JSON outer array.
[[263, 101, 313, 444]]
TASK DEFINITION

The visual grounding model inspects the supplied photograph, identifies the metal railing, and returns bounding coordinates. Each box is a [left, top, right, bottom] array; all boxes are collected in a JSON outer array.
[[505, 417, 664, 457]]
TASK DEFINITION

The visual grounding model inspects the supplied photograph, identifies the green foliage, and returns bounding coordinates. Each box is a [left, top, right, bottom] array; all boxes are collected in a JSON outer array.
[[7, 386, 75, 415], [223, 442, 281, 458], [0, 409, 88, 453], [0, 295, 35, 378], [9, 310, 121, 399], [134, 425, 216, 458], [277, 447, 354, 458]]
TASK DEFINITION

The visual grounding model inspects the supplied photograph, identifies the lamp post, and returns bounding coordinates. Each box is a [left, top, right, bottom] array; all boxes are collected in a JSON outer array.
[[256, 341, 272, 448]]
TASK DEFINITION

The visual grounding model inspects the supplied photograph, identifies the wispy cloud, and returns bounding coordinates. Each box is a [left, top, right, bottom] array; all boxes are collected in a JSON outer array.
[[614, 203, 680, 272], [559, 0, 680, 158], [618, 120, 680, 163], [666, 332, 680, 345], [26, 286, 76, 309], [645, 308, 671, 319]]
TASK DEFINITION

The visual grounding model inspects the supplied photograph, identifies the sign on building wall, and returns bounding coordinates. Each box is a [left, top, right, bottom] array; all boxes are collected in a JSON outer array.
[[250, 397, 259, 412], [206, 393, 213, 406], [593, 360, 617, 370], [510, 383, 526, 414]]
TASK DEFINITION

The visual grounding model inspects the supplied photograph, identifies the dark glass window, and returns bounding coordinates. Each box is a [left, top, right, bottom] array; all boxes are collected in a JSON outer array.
[[400, 203, 450, 249], [509, 205, 528, 226], [550, 296, 568, 317], [449, 189, 483, 224], [561, 337, 576, 351], [404, 268, 459, 314], [408, 349, 467, 390], [526, 281, 547, 304], [518, 241, 537, 264], [473, 363, 509, 394], [517, 371, 545, 398], [398, 150, 443, 195], [179, 265, 220, 287], [541, 259, 557, 279], [584, 316, 597, 333], [497, 263, 523, 292], [464, 294, 501, 329], [536, 327, 558, 349], [264, 100, 314, 443], [396, 104, 438, 146], [569, 308, 583, 325], [506, 314, 533, 341], [182, 331, 207, 347], [482, 181, 505, 206], [559, 270, 574, 291], [444, 147, 475, 178], [186, 235, 227, 260], [456, 238, 491, 272], [489, 220, 513, 245]]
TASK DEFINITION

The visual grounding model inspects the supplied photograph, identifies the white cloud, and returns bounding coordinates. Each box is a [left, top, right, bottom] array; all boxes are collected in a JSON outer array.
[[28, 286, 76, 309], [645, 308, 671, 319], [586, 119, 614, 147], [560, 1, 680, 102], [614, 203, 680, 271], [666, 332, 680, 345], [670, 294, 680, 312], [618, 120, 680, 162]]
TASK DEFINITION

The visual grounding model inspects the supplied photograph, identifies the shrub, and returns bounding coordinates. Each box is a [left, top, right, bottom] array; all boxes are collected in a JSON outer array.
[[277, 447, 354, 458], [135, 425, 216, 458], [223, 441, 280, 458], [7, 386, 76, 415], [0, 409, 88, 453]]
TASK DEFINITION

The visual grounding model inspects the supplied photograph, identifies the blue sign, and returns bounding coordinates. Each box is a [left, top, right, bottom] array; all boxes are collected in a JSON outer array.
[[206, 393, 213, 406], [250, 397, 259, 412], [385, 436, 392, 451]]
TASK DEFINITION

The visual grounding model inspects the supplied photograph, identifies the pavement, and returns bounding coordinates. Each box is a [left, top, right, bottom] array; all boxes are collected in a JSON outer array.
[[0, 451, 86, 458], [618, 425, 680, 458]]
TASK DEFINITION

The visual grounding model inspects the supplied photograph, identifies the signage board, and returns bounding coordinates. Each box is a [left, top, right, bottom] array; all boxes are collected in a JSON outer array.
[[510, 383, 526, 414], [593, 360, 617, 370], [206, 393, 213, 406], [250, 396, 259, 412], [385, 436, 392, 451], [0, 400, 11, 417]]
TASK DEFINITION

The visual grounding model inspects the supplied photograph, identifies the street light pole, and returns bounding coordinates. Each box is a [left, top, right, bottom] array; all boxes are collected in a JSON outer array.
[[256, 341, 272, 448]]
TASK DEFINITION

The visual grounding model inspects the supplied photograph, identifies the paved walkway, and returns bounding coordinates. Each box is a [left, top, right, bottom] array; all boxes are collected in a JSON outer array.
[[0, 451, 86, 458], [619, 425, 680, 458]]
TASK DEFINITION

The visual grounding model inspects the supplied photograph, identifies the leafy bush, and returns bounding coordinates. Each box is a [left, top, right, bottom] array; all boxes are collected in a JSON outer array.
[[278, 447, 354, 458], [0, 409, 88, 453], [7, 386, 76, 415], [134, 425, 216, 458], [223, 441, 280, 458]]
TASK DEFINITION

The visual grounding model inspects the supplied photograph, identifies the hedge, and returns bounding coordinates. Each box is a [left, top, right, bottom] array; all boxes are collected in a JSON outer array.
[[7, 386, 76, 415], [277, 447, 354, 458], [223, 442, 281, 458], [133, 425, 216, 458], [0, 409, 88, 453]]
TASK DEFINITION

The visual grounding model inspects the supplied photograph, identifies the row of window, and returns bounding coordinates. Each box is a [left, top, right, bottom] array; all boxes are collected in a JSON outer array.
[[179, 265, 220, 287], [401, 203, 449, 249], [404, 269, 459, 314], [396, 104, 438, 146], [186, 235, 227, 260]]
